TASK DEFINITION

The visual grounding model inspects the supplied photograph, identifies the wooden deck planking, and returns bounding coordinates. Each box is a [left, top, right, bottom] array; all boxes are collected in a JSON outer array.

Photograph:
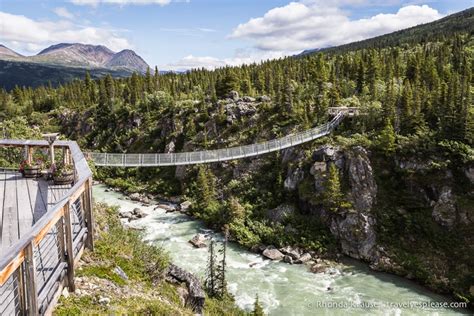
[[25, 178, 48, 223], [0, 172, 72, 256], [17, 176, 34, 237]]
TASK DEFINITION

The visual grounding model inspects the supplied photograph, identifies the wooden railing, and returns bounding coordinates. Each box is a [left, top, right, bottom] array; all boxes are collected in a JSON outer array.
[[0, 140, 93, 316]]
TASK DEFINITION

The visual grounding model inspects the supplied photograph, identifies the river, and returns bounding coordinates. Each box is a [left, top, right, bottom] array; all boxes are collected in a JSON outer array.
[[93, 184, 469, 315]]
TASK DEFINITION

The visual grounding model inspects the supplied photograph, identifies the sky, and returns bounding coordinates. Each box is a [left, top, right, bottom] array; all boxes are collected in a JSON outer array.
[[0, 0, 473, 71]]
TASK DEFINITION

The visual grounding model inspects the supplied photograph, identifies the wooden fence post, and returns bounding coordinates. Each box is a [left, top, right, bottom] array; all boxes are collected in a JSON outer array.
[[17, 263, 27, 315], [84, 177, 94, 250], [63, 203, 76, 292], [24, 241, 38, 316]]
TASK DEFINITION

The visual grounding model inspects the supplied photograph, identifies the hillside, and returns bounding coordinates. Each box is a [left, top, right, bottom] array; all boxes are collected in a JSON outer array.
[[0, 44, 22, 58], [301, 6, 474, 55], [0, 60, 134, 90]]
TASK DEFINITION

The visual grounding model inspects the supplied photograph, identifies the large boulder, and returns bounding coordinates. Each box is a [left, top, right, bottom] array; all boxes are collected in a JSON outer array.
[[189, 234, 207, 248], [262, 247, 284, 260], [295, 253, 312, 264]]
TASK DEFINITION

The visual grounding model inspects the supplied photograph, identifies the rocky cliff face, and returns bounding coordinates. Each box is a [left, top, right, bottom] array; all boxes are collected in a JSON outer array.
[[296, 145, 379, 262]]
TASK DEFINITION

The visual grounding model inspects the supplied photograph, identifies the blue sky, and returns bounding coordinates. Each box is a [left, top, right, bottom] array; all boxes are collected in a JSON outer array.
[[0, 0, 473, 70]]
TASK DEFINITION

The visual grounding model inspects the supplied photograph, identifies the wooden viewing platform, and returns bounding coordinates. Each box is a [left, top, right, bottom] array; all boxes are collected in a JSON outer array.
[[0, 140, 93, 316]]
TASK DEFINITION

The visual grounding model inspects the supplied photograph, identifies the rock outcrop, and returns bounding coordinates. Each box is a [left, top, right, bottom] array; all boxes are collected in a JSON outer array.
[[304, 145, 378, 262], [167, 264, 205, 314]]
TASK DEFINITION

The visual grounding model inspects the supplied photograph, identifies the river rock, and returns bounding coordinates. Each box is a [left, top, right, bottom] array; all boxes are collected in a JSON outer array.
[[310, 263, 329, 274], [119, 211, 133, 219], [283, 255, 293, 264], [156, 204, 176, 212], [180, 201, 192, 213], [129, 193, 141, 201], [279, 246, 300, 260], [262, 247, 284, 260], [132, 208, 147, 218], [167, 264, 205, 313], [295, 253, 312, 264], [189, 234, 207, 248]]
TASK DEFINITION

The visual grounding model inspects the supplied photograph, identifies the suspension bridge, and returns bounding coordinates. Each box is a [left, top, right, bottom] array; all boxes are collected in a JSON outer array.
[[89, 107, 357, 167]]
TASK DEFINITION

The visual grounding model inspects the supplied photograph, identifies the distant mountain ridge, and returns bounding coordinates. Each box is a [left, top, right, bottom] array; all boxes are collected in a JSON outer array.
[[0, 43, 150, 74]]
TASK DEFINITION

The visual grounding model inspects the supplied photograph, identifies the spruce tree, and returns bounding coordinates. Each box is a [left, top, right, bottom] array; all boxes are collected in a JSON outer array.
[[323, 163, 344, 212], [378, 119, 397, 155], [253, 294, 265, 316]]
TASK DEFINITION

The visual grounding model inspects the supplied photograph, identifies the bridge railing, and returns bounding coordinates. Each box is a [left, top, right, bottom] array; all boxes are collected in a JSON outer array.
[[90, 111, 345, 167], [0, 140, 93, 316]]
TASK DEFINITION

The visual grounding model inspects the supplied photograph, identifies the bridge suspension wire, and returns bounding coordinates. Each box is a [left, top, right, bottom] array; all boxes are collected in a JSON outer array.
[[89, 111, 346, 167]]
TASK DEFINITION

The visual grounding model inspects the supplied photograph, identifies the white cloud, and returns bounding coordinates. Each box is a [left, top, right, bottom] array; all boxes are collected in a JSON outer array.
[[70, 0, 172, 6], [163, 50, 286, 71], [231, 2, 443, 51], [53, 7, 74, 19], [0, 11, 131, 54]]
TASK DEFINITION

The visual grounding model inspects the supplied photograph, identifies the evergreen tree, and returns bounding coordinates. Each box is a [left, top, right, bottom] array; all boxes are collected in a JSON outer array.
[[216, 72, 239, 98], [378, 119, 397, 155], [205, 239, 218, 297], [253, 294, 265, 316], [323, 163, 344, 212]]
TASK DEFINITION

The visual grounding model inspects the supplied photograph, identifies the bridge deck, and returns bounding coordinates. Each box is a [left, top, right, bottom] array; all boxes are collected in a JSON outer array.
[[0, 170, 71, 255]]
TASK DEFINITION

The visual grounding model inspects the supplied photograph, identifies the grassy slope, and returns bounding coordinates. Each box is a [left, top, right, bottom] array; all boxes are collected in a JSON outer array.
[[53, 203, 247, 315]]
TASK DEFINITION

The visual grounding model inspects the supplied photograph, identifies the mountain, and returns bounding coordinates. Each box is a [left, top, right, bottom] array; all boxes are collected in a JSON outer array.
[[0, 44, 22, 59], [105, 49, 149, 74], [300, 7, 474, 55], [0, 43, 151, 90], [0, 43, 150, 74], [34, 43, 116, 68]]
